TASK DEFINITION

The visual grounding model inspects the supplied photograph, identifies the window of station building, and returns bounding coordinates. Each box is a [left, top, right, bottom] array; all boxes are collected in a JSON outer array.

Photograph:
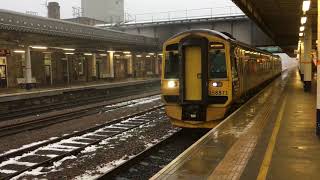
[[208, 42, 227, 79]]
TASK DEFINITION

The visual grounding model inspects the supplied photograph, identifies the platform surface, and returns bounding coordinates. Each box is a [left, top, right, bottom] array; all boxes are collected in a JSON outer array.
[[0, 78, 159, 102], [152, 69, 319, 180]]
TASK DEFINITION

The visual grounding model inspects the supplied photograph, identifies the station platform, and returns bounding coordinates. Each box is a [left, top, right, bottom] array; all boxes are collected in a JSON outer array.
[[0, 78, 160, 103], [152, 68, 319, 180]]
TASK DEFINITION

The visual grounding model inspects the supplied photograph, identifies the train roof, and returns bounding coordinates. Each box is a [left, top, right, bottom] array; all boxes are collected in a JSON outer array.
[[167, 29, 276, 56], [168, 29, 234, 41]]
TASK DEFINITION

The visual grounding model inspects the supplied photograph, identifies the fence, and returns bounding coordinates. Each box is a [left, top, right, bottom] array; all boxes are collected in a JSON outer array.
[[124, 6, 244, 24]]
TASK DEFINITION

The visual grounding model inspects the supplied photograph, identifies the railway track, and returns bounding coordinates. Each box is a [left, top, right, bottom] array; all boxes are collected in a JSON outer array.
[[0, 105, 164, 180], [0, 95, 161, 138], [96, 129, 209, 180], [0, 87, 159, 122]]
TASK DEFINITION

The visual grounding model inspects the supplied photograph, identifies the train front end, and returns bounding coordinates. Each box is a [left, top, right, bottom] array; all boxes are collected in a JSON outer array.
[[161, 30, 233, 128]]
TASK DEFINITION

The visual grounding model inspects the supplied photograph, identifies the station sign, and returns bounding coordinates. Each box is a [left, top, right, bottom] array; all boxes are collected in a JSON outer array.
[[0, 49, 10, 56]]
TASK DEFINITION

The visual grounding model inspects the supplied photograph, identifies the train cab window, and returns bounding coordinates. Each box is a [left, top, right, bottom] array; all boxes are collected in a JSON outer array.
[[164, 51, 180, 79], [208, 42, 227, 79]]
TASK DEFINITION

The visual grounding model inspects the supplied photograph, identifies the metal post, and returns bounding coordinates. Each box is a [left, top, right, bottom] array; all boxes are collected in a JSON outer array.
[[92, 53, 97, 80], [25, 46, 32, 90], [66, 55, 70, 85], [304, 22, 312, 91], [317, 0, 320, 136], [186, 9, 188, 20]]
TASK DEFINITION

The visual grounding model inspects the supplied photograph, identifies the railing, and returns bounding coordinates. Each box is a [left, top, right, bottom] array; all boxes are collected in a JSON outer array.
[[124, 6, 244, 24]]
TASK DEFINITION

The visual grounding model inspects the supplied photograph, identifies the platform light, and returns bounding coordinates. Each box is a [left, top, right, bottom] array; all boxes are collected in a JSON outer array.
[[301, 16, 307, 24], [100, 53, 107, 57], [14, 50, 25, 53], [65, 52, 74, 55], [84, 53, 93, 56], [114, 54, 121, 57], [107, 50, 115, 53], [302, 1, 311, 12], [136, 55, 142, 58], [146, 55, 151, 58], [299, 32, 304, 37], [300, 26, 305, 32], [148, 53, 155, 55], [125, 54, 132, 57], [123, 51, 131, 54], [63, 48, 75, 51], [158, 53, 163, 56], [31, 46, 48, 50]]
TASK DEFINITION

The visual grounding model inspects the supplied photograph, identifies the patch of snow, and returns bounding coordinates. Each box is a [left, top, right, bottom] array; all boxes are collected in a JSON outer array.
[[81, 145, 99, 154], [0, 169, 17, 174], [0, 140, 48, 157], [53, 156, 77, 168]]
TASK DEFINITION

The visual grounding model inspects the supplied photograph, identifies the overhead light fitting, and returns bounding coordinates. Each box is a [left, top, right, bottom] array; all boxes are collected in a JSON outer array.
[[65, 52, 74, 55], [31, 46, 48, 50], [302, 1, 311, 12], [14, 50, 25, 53], [300, 26, 305, 31], [84, 53, 93, 56], [299, 32, 304, 37], [123, 51, 131, 54], [100, 54, 107, 57], [63, 48, 75, 51], [301, 16, 307, 24]]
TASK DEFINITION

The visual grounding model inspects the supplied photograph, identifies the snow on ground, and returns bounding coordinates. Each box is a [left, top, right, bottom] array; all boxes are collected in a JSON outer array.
[[0, 140, 48, 156]]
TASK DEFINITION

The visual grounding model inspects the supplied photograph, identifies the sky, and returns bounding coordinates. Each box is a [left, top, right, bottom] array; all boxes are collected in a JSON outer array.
[[0, 0, 237, 19]]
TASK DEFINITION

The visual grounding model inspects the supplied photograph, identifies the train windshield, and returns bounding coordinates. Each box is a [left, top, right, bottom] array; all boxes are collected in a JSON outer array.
[[208, 43, 227, 79], [164, 51, 179, 79]]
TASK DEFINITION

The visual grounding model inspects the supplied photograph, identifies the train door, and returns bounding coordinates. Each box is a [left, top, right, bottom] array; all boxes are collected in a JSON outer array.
[[0, 57, 7, 88], [185, 47, 202, 101], [180, 37, 208, 104]]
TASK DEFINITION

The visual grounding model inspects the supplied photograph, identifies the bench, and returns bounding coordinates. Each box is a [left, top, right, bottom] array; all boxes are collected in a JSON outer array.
[[17, 78, 38, 88]]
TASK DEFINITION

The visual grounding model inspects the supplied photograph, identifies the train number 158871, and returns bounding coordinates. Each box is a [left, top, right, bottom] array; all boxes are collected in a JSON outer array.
[[210, 90, 228, 96]]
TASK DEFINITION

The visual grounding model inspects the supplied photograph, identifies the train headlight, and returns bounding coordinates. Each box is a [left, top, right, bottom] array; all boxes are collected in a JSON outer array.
[[168, 81, 177, 88], [212, 82, 223, 87]]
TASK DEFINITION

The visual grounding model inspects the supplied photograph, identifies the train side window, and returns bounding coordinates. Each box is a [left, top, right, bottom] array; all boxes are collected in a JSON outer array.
[[208, 43, 227, 79], [164, 51, 180, 79]]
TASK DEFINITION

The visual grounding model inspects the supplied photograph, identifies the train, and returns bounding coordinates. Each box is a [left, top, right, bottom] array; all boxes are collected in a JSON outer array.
[[161, 29, 282, 128]]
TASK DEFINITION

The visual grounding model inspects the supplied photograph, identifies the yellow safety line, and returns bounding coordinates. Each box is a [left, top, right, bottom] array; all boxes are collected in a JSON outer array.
[[257, 96, 287, 180]]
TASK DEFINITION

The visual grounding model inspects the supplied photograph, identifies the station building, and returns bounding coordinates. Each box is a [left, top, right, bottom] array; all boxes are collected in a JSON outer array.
[[0, 7, 161, 89]]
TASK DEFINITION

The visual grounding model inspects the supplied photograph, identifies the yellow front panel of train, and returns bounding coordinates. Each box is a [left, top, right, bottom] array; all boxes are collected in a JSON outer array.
[[185, 47, 202, 101]]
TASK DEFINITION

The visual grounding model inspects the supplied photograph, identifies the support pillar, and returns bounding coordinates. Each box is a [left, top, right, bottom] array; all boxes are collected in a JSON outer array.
[[66, 55, 70, 85], [127, 54, 133, 77], [300, 40, 305, 81], [92, 53, 97, 80], [317, 0, 320, 136], [25, 46, 33, 90], [108, 51, 115, 78], [304, 22, 312, 92], [155, 54, 159, 75]]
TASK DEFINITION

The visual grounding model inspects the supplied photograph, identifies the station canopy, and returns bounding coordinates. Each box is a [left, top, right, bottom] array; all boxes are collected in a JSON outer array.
[[232, 0, 318, 56]]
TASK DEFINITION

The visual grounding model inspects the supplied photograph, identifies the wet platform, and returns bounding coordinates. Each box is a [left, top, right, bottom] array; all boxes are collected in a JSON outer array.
[[0, 78, 159, 103], [152, 68, 319, 180]]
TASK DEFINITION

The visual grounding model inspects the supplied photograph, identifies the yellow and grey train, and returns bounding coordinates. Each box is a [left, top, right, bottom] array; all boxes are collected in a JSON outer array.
[[161, 29, 282, 128]]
